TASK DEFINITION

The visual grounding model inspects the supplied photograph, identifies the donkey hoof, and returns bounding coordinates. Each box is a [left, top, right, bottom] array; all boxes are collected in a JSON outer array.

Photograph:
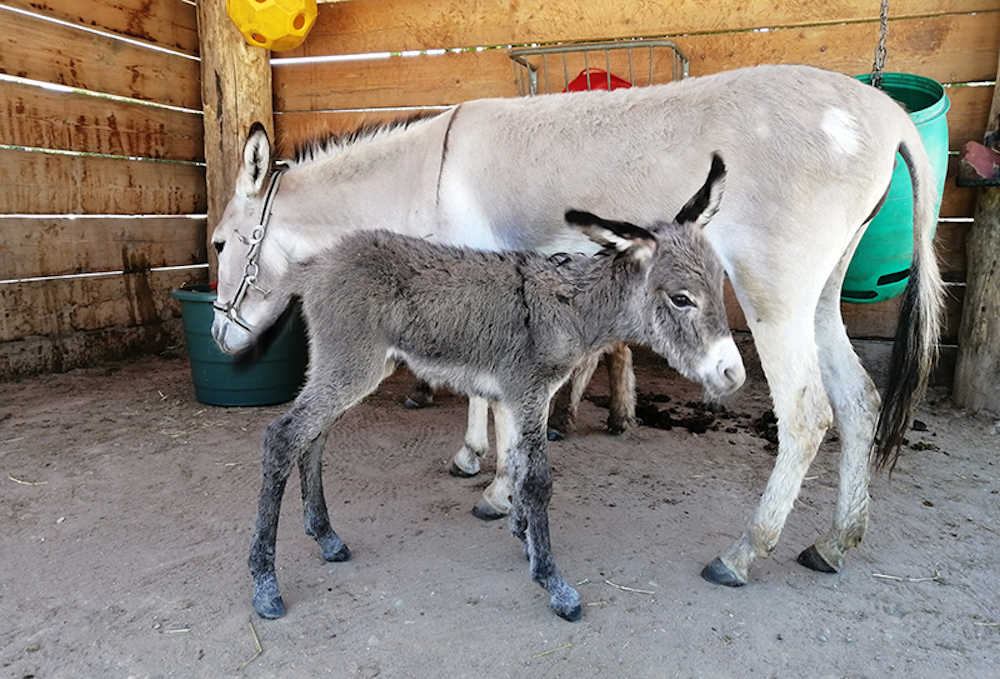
[[449, 461, 478, 478], [472, 498, 508, 521], [550, 586, 582, 622], [319, 535, 351, 563], [796, 545, 839, 574], [403, 393, 433, 409], [546, 427, 565, 441], [252, 575, 286, 619], [606, 416, 636, 435], [700, 557, 746, 587]]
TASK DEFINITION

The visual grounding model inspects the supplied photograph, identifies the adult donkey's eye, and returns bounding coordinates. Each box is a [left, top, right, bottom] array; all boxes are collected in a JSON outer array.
[[213, 240, 225, 255], [669, 293, 696, 309]]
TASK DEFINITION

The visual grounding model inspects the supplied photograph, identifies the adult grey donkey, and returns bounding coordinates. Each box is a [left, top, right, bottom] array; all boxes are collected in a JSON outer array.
[[245, 155, 740, 621]]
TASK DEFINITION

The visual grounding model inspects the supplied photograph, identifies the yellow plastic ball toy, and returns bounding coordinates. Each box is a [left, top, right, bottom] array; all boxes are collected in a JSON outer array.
[[226, 0, 318, 52]]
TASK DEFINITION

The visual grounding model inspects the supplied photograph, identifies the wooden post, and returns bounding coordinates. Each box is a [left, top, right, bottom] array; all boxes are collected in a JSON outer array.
[[195, 0, 273, 281], [953, 71, 1000, 411]]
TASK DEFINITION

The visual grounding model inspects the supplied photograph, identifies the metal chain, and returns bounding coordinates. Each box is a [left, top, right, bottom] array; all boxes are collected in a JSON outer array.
[[871, 0, 889, 89]]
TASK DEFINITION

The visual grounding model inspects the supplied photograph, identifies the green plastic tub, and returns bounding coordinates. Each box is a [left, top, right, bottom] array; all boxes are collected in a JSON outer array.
[[171, 285, 308, 406], [841, 73, 950, 303]]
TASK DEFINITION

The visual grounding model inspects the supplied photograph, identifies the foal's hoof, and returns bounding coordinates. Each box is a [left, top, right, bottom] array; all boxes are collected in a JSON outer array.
[[700, 557, 746, 587], [319, 534, 352, 563], [403, 392, 433, 409], [449, 461, 478, 478], [547, 427, 565, 441], [550, 585, 582, 622], [472, 498, 508, 521], [606, 415, 636, 436], [796, 545, 838, 574], [253, 575, 286, 619]]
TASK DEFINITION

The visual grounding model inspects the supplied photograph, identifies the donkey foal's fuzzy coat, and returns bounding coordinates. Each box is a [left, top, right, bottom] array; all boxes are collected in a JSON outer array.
[[247, 158, 742, 621]]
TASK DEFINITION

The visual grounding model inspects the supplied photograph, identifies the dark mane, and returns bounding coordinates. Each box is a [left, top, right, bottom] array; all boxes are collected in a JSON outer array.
[[289, 110, 445, 164]]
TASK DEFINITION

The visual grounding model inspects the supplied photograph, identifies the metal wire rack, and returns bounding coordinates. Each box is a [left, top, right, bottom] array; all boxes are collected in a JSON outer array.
[[509, 39, 689, 96]]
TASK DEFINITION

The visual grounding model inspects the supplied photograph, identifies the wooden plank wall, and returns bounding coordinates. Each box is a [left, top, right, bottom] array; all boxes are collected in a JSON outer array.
[[0, 0, 208, 379], [273, 0, 997, 378]]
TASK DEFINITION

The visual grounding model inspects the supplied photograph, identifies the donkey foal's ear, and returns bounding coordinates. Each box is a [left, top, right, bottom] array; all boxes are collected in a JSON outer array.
[[565, 210, 657, 262], [237, 122, 272, 197], [673, 152, 727, 229]]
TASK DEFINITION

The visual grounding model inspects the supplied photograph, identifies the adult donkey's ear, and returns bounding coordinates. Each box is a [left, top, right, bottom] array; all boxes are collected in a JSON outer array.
[[237, 122, 272, 197], [673, 152, 727, 229], [565, 210, 657, 263]]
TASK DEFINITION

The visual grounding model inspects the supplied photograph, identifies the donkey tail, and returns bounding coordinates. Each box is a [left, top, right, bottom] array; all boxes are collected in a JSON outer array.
[[871, 134, 945, 472]]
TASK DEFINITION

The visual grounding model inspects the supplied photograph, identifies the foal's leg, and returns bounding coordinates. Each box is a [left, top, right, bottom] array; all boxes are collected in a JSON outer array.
[[472, 401, 514, 521], [548, 352, 600, 439], [605, 342, 637, 434], [502, 398, 581, 621], [450, 397, 490, 477], [798, 243, 880, 573], [702, 316, 833, 586], [249, 360, 387, 619], [298, 431, 351, 563]]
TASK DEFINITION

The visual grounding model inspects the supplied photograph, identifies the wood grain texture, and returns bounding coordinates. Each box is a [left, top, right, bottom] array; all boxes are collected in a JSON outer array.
[[4, 0, 199, 55], [288, 0, 1000, 57], [274, 13, 999, 111], [0, 216, 207, 279], [196, 0, 273, 280], [0, 148, 206, 214], [946, 85, 995, 149], [0, 267, 202, 342], [0, 79, 204, 161], [0, 317, 185, 379], [0, 7, 202, 109], [953, 48, 1000, 410]]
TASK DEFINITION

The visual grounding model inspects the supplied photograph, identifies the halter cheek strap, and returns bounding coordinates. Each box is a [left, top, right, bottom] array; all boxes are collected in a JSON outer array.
[[213, 163, 287, 333]]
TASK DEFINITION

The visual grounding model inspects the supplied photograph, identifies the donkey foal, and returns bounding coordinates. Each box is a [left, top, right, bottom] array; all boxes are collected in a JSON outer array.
[[248, 155, 743, 621]]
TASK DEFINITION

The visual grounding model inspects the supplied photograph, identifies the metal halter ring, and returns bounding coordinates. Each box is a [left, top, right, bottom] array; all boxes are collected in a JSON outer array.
[[212, 163, 287, 332]]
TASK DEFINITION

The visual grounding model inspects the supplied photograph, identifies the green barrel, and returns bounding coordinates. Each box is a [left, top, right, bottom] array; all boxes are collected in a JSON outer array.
[[841, 73, 950, 303], [171, 285, 308, 406]]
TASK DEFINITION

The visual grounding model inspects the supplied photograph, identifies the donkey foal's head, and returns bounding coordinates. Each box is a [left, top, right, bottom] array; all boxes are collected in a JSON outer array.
[[566, 153, 744, 399]]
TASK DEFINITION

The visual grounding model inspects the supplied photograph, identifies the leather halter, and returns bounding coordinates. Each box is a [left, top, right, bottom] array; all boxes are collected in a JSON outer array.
[[212, 163, 287, 333]]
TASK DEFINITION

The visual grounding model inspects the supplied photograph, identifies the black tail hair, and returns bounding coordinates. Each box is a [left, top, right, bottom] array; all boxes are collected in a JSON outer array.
[[871, 140, 943, 473]]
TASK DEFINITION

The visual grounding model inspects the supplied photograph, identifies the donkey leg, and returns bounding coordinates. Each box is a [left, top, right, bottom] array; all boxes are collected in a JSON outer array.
[[298, 431, 351, 563], [505, 399, 581, 621], [472, 401, 514, 521], [605, 342, 637, 434], [249, 401, 329, 619], [702, 318, 833, 586], [799, 248, 880, 573], [450, 397, 489, 477], [403, 378, 434, 409], [548, 352, 600, 440]]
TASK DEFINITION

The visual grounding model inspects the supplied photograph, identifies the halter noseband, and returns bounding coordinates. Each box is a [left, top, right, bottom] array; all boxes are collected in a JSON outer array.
[[212, 162, 287, 333]]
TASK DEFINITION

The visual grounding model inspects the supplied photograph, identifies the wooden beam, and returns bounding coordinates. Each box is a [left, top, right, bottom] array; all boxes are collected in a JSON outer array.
[[0, 216, 207, 279], [195, 0, 273, 281], [288, 0, 1000, 57], [0, 79, 204, 162], [3, 0, 200, 55], [953, 52, 1000, 411], [0, 148, 206, 214], [0, 7, 202, 110]]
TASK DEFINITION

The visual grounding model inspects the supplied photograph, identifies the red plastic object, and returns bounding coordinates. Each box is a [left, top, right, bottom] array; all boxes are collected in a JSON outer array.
[[564, 68, 633, 92]]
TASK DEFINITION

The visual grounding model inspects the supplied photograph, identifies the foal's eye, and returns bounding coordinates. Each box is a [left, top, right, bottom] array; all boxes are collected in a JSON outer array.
[[669, 293, 696, 308], [213, 241, 225, 255]]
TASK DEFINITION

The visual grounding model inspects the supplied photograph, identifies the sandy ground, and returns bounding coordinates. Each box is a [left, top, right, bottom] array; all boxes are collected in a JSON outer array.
[[1, 350, 998, 679]]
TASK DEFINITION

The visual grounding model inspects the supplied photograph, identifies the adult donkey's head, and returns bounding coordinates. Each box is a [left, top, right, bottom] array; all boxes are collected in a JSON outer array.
[[566, 153, 744, 399], [210, 124, 296, 357]]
